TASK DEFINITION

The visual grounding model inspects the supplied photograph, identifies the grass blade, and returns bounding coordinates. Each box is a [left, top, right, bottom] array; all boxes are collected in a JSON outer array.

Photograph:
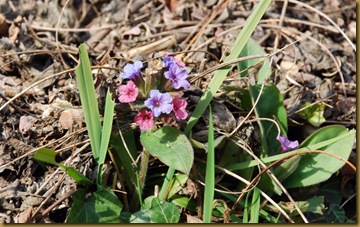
[[250, 188, 260, 223], [202, 105, 215, 223], [75, 44, 102, 162], [243, 192, 250, 223], [99, 89, 115, 165], [97, 89, 115, 186], [184, 0, 272, 135]]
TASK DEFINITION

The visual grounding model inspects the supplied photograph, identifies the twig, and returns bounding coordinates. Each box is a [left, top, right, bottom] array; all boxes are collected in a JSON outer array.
[[27, 173, 66, 223], [284, 0, 356, 51], [34, 188, 77, 223]]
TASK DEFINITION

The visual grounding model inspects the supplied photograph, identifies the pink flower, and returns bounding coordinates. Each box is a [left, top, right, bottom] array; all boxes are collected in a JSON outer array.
[[118, 80, 138, 103], [134, 109, 154, 131], [172, 97, 188, 120]]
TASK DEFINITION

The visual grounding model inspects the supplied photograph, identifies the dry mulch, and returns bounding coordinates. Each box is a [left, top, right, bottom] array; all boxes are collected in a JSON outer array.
[[0, 0, 356, 223]]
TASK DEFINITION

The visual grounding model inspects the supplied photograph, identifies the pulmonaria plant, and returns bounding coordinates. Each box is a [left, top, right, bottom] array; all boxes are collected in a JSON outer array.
[[277, 135, 299, 152], [117, 54, 190, 131]]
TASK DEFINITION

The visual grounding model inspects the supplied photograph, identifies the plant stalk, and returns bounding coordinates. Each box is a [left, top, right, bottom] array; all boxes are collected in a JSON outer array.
[[138, 148, 150, 193], [159, 167, 175, 200]]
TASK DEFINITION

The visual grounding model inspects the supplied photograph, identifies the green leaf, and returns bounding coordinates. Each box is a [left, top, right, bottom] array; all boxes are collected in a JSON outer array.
[[226, 127, 355, 171], [169, 194, 192, 211], [321, 178, 345, 223], [283, 125, 355, 188], [167, 173, 188, 199], [62, 166, 94, 187], [257, 156, 301, 195], [184, 0, 272, 135], [75, 44, 102, 163], [140, 126, 194, 175], [130, 197, 180, 223], [265, 196, 325, 216], [238, 38, 271, 84], [203, 105, 215, 223], [250, 188, 260, 223], [249, 84, 288, 156], [33, 148, 94, 187], [129, 209, 151, 223], [97, 89, 115, 186], [150, 198, 180, 223], [98, 89, 115, 166], [299, 102, 326, 127], [67, 189, 123, 223], [109, 131, 137, 190], [33, 148, 60, 166]]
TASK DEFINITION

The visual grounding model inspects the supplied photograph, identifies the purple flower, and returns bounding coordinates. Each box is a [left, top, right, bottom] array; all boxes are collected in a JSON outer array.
[[144, 90, 173, 117], [120, 61, 143, 80], [163, 54, 185, 68], [164, 64, 190, 90], [277, 135, 299, 152]]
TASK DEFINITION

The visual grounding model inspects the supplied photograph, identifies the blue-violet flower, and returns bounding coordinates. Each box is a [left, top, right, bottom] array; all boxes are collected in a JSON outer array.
[[163, 54, 185, 68], [164, 64, 190, 90], [120, 61, 143, 80], [277, 135, 299, 152], [144, 90, 173, 117]]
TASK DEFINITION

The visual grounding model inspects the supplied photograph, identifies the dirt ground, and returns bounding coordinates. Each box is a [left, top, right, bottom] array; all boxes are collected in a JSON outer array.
[[0, 0, 356, 223]]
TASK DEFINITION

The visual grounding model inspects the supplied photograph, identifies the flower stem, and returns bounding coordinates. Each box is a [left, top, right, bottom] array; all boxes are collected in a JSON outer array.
[[159, 167, 175, 200], [138, 148, 150, 193]]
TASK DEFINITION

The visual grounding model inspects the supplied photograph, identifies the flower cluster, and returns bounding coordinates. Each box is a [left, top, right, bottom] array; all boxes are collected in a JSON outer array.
[[117, 54, 190, 131]]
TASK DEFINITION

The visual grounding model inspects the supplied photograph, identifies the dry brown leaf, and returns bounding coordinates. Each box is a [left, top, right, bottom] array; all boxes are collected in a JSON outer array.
[[179, 179, 198, 198], [19, 116, 38, 134], [8, 15, 21, 42], [186, 214, 203, 223], [14, 206, 33, 223], [0, 13, 9, 36], [19, 194, 45, 211], [59, 109, 83, 130], [127, 36, 176, 58], [164, 0, 179, 13], [123, 26, 141, 37]]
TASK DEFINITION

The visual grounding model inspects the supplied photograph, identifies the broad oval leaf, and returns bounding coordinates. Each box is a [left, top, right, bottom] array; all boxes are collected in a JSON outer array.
[[140, 126, 194, 175], [283, 125, 355, 188], [66, 189, 123, 223], [257, 155, 301, 195], [238, 38, 271, 84], [130, 197, 180, 223], [249, 84, 288, 157]]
